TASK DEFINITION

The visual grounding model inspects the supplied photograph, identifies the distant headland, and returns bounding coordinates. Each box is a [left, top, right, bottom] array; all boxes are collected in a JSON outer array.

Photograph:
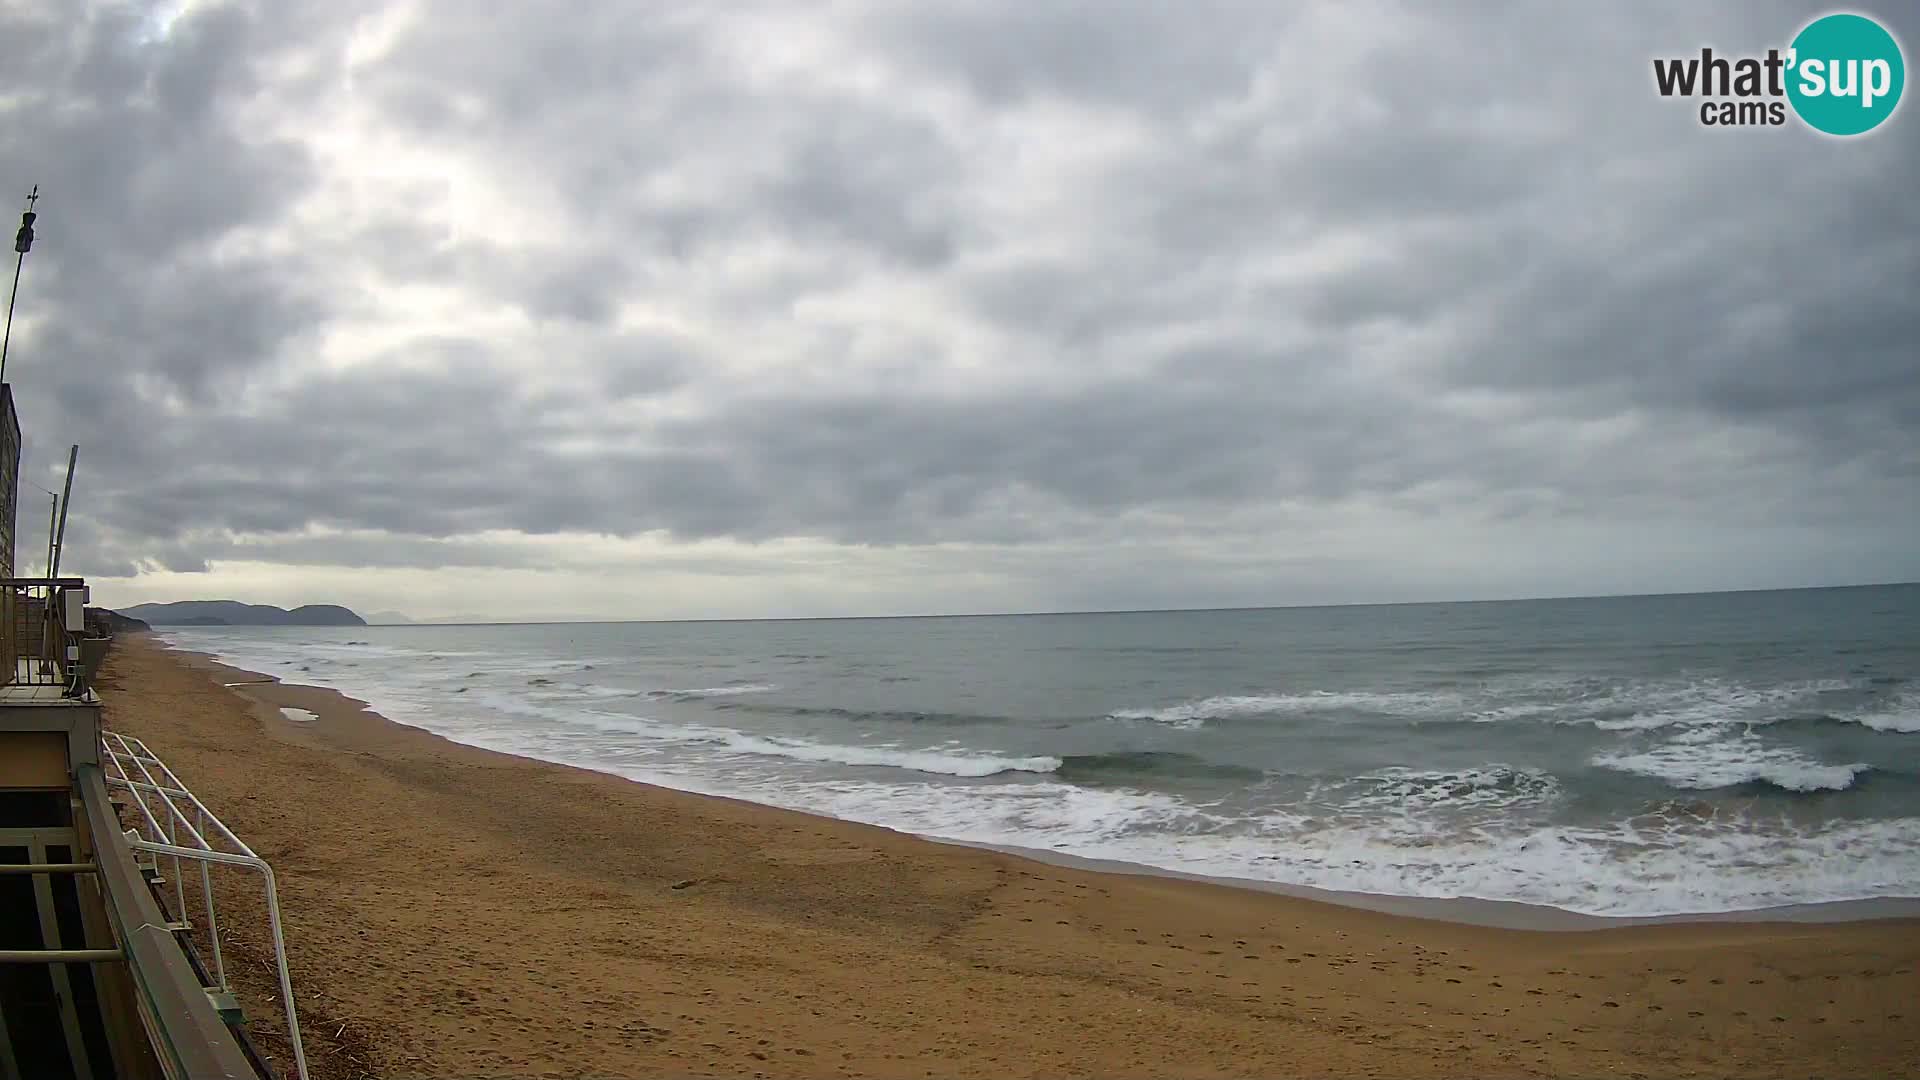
[[117, 600, 369, 627]]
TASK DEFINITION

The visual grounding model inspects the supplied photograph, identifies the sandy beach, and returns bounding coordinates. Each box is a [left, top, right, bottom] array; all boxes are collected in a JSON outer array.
[[93, 634, 1919, 1079]]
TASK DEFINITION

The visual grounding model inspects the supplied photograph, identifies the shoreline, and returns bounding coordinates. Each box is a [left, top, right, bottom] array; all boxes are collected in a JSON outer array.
[[159, 634, 1920, 932], [97, 632, 1920, 1078], [930, 838, 1920, 932]]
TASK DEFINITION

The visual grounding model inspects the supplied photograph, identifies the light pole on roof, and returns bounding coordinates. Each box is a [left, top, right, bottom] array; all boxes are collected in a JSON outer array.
[[2, 185, 40, 387]]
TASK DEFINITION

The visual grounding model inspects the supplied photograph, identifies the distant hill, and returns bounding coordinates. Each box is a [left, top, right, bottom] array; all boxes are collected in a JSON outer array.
[[120, 600, 368, 627], [365, 610, 415, 624], [86, 607, 152, 635]]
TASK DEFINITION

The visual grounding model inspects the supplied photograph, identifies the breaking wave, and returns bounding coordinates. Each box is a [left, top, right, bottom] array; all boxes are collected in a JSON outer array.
[[1055, 751, 1266, 785], [1338, 765, 1561, 812], [704, 734, 1059, 777], [1834, 690, 1920, 733], [646, 683, 777, 700], [1592, 735, 1870, 793], [1110, 690, 1461, 727]]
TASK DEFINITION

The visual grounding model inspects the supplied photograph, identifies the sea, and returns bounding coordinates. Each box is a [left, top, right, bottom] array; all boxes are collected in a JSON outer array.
[[158, 584, 1920, 919]]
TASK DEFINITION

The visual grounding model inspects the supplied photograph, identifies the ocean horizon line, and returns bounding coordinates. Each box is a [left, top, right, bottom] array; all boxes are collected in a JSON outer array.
[[304, 577, 1920, 629]]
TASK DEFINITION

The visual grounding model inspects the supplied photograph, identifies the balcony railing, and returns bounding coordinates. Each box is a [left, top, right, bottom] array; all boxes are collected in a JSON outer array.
[[2, 576, 95, 697]]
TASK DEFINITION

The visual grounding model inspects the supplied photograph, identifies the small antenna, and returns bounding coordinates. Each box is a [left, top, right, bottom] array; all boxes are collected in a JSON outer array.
[[1, 184, 41, 386]]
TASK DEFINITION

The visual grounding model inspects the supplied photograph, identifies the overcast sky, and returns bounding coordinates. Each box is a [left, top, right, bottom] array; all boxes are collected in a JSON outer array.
[[0, 0, 1913, 621]]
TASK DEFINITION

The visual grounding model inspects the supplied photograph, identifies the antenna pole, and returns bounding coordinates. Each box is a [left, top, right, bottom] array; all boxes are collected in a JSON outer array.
[[1, 186, 40, 387], [51, 444, 75, 578], [44, 494, 55, 578]]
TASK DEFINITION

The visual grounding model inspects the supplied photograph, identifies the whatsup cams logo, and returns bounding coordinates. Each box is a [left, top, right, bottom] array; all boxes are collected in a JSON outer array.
[[1653, 12, 1905, 134]]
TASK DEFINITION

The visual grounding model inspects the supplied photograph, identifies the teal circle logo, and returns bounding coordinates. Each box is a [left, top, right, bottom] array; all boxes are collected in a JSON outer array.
[[1787, 13, 1905, 135]]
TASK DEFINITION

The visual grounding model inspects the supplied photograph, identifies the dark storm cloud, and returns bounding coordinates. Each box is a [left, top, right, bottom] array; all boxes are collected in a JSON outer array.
[[1, 0, 1914, 597]]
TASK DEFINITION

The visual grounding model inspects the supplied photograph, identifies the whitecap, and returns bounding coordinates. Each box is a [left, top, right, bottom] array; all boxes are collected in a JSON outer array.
[[1592, 733, 1869, 793], [1110, 690, 1463, 727]]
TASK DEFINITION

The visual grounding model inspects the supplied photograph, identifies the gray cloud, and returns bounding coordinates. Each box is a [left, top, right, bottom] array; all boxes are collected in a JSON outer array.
[[1, 0, 1914, 616]]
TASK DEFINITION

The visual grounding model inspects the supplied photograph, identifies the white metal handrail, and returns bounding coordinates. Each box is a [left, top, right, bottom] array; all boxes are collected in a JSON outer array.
[[101, 729, 309, 1080]]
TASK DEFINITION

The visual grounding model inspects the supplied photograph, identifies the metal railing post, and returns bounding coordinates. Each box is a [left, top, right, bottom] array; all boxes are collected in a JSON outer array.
[[99, 731, 309, 1080], [257, 861, 307, 1080], [197, 803, 226, 991]]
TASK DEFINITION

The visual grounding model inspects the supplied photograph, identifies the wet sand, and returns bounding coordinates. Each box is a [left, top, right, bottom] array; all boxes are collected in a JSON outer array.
[[96, 634, 1920, 1079]]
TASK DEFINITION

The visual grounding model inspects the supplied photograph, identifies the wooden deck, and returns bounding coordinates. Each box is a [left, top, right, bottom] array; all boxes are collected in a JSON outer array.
[[0, 657, 97, 704]]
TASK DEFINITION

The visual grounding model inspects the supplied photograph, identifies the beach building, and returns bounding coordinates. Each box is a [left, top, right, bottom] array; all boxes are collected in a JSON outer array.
[[0, 388, 295, 1077], [0, 260, 301, 1078]]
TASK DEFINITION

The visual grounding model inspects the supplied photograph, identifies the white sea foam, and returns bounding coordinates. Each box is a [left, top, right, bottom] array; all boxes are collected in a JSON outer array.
[[1111, 690, 1463, 727], [1111, 677, 1858, 732], [672, 768, 1920, 916], [1592, 733, 1870, 792], [703, 733, 1059, 777], [1849, 711, 1920, 734], [1835, 690, 1920, 733], [537, 683, 650, 700], [1339, 765, 1561, 812], [159, 626, 1920, 916], [654, 683, 777, 698], [444, 687, 1061, 779], [1569, 679, 1853, 731]]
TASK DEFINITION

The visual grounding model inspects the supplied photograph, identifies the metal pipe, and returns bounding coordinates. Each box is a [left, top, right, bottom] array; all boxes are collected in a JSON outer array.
[[0, 949, 123, 963], [256, 860, 308, 1080], [114, 737, 217, 852], [75, 766, 258, 1080], [1, 246, 24, 383], [117, 735, 258, 858], [198, 803, 226, 990], [123, 838, 310, 1080], [99, 732, 310, 1080], [50, 444, 75, 578], [0, 186, 34, 387], [103, 775, 193, 799]]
